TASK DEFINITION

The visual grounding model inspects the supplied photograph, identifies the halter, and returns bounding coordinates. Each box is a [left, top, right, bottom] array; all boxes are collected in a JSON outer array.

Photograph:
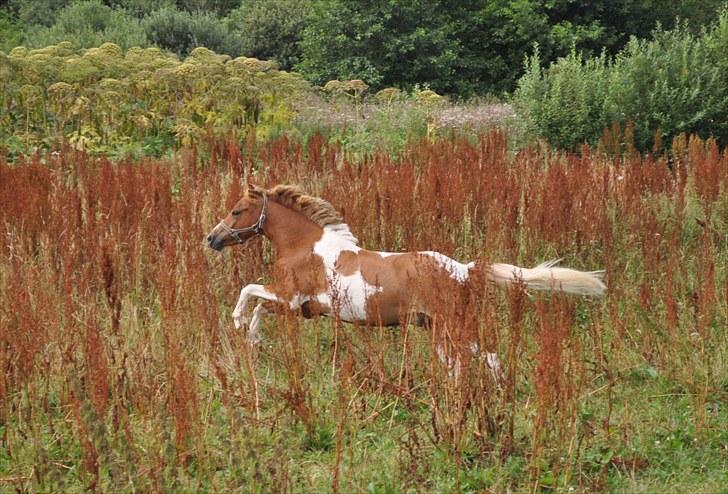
[[218, 193, 268, 244]]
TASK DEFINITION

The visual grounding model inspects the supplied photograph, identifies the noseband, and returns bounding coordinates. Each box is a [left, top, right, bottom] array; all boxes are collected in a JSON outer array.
[[219, 193, 268, 244]]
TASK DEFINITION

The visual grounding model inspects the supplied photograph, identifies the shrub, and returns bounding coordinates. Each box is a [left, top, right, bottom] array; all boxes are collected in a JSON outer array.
[[606, 26, 726, 150], [143, 5, 241, 58], [515, 15, 728, 150], [24, 0, 148, 50], [173, 0, 240, 16], [0, 42, 307, 155], [106, 0, 172, 17], [225, 0, 304, 70], [0, 11, 24, 53], [6, 0, 71, 28], [298, 0, 726, 97], [515, 47, 611, 150]]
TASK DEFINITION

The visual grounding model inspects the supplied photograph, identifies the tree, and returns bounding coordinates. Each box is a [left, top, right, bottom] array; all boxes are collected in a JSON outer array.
[[298, 0, 462, 93], [298, 0, 727, 96], [6, 0, 72, 27]]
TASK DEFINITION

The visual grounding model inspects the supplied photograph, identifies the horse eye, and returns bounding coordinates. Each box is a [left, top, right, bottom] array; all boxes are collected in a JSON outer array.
[[232, 209, 241, 216]]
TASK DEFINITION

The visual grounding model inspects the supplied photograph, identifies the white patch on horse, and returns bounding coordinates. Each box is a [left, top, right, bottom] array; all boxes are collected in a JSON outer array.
[[421, 251, 473, 283], [315, 292, 333, 315], [313, 224, 382, 322], [290, 293, 309, 310], [322, 223, 359, 246], [379, 252, 401, 258]]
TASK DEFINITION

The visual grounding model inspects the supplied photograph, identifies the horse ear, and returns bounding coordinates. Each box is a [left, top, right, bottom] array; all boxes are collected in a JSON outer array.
[[247, 183, 262, 196]]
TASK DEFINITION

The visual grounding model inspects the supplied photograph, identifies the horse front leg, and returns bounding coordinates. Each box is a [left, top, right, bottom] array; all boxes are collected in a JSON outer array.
[[247, 301, 280, 344], [232, 284, 282, 330]]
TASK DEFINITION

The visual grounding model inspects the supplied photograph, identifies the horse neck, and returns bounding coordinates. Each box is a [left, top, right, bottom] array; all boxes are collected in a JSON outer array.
[[263, 201, 323, 256]]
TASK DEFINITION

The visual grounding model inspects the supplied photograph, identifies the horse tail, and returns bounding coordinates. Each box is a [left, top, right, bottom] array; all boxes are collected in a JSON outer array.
[[488, 259, 606, 297]]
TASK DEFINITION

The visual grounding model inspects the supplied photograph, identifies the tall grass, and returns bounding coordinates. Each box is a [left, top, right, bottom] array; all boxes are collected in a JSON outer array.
[[1, 130, 727, 492]]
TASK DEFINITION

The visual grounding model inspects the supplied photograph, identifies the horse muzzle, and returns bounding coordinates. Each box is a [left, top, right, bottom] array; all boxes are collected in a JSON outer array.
[[206, 233, 225, 251]]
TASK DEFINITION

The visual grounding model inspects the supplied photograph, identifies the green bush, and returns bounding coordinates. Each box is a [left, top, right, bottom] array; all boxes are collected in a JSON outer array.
[[6, 0, 71, 28], [106, 0, 172, 17], [515, 15, 728, 150], [225, 0, 304, 70], [143, 5, 241, 58], [24, 0, 148, 50], [516, 47, 611, 150], [297, 0, 463, 93], [172, 0, 240, 16], [0, 11, 24, 53], [298, 0, 727, 97], [607, 27, 726, 150]]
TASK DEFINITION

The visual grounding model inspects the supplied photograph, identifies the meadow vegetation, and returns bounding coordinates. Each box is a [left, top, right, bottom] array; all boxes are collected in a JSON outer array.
[[1, 130, 727, 493], [2, 2, 728, 493]]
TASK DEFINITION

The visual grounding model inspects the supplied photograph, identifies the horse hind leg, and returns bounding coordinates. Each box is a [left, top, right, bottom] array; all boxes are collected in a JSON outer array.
[[414, 311, 431, 327], [432, 333, 504, 385], [412, 308, 502, 384], [435, 343, 464, 380], [469, 342, 504, 388]]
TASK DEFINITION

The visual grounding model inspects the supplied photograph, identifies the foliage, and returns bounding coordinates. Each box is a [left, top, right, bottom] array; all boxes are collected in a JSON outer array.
[[0, 38, 517, 159], [298, 0, 727, 96], [0, 43, 308, 157], [1, 131, 728, 492], [143, 5, 242, 58], [298, 0, 463, 93], [292, 85, 516, 158], [6, 0, 72, 27], [3, 0, 727, 98], [106, 0, 173, 17], [515, 48, 612, 150], [5, 0, 241, 21], [0, 11, 24, 53], [225, 0, 305, 70], [515, 14, 728, 150], [607, 26, 727, 150], [171, 0, 241, 16], [24, 0, 149, 51]]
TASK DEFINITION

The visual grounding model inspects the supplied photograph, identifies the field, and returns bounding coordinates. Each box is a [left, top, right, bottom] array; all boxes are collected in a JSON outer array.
[[1, 130, 728, 493]]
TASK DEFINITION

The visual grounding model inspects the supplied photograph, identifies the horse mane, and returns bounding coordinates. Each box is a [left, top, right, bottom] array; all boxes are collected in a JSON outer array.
[[265, 184, 345, 228]]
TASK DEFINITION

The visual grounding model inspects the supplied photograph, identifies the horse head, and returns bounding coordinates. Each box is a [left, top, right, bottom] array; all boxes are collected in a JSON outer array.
[[207, 183, 267, 251]]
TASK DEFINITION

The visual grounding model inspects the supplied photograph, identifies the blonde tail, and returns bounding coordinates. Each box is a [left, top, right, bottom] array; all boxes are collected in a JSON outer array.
[[488, 259, 606, 297]]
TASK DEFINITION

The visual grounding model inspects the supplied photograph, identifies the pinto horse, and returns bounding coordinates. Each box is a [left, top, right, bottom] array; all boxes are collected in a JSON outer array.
[[207, 184, 605, 369]]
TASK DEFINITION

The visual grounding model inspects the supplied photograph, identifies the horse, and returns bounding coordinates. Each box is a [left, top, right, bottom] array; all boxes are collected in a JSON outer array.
[[206, 183, 605, 375]]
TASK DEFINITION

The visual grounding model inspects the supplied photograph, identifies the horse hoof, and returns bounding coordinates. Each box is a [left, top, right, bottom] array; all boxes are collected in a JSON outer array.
[[233, 314, 247, 330], [247, 332, 261, 345]]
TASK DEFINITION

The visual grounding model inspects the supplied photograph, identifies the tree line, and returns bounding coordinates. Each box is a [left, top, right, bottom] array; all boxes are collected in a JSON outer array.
[[1, 0, 724, 97]]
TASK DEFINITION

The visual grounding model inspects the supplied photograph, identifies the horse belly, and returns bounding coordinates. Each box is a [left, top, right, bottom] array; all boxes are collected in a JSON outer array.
[[325, 271, 378, 323], [318, 272, 406, 325]]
